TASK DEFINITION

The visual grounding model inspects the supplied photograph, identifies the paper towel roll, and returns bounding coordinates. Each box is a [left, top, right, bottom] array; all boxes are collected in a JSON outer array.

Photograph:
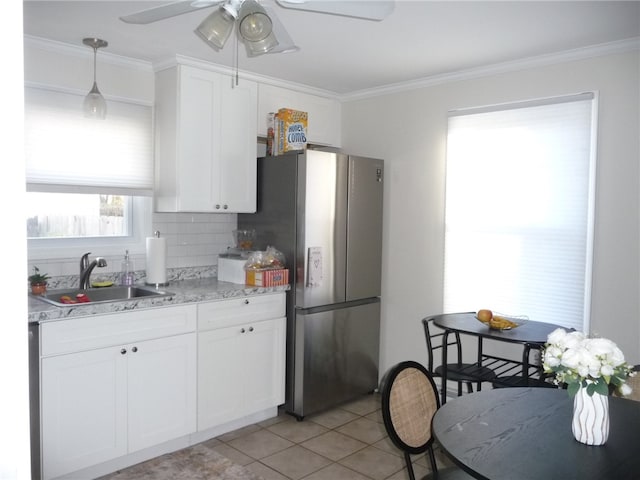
[[146, 235, 167, 286]]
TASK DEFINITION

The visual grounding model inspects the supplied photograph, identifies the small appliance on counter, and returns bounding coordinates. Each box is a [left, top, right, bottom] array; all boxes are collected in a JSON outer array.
[[218, 253, 249, 284], [217, 229, 256, 284]]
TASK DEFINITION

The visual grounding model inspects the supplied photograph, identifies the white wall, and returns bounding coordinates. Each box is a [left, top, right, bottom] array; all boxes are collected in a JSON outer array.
[[341, 50, 640, 373], [3, 1, 30, 478], [24, 36, 155, 104]]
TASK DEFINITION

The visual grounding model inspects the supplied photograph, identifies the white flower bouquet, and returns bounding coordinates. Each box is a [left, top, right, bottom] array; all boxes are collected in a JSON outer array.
[[543, 328, 635, 397]]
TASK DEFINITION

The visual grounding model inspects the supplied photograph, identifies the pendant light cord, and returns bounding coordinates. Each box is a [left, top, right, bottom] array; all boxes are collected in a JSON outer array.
[[92, 47, 98, 84]]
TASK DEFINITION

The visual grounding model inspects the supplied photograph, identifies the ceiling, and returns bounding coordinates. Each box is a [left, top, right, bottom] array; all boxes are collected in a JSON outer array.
[[23, 1, 640, 96]]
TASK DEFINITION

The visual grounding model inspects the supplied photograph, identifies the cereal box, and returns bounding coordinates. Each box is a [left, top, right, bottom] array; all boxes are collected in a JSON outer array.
[[275, 108, 307, 154]]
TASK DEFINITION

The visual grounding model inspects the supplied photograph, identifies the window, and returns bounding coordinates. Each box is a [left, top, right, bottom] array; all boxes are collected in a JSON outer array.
[[26, 193, 132, 239], [443, 93, 596, 332], [24, 86, 153, 258]]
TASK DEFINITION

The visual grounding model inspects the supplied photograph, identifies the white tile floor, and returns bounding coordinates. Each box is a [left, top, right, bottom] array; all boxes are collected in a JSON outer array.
[[206, 393, 454, 480]]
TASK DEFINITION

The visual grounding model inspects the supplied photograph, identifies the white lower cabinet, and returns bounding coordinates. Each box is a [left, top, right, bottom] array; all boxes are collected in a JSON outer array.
[[38, 294, 286, 479], [40, 305, 197, 480], [197, 294, 286, 431], [41, 344, 128, 479]]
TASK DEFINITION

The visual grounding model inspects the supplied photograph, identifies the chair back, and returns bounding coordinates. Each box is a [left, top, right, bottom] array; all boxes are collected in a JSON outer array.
[[422, 316, 465, 371], [623, 365, 640, 402], [380, 361, 440, 455]]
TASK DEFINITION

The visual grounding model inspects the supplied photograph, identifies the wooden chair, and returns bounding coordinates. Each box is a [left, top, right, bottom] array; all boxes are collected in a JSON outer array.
[[380, 361, 474, 480], [615, 364, 640, 401], [422, 316, 497, 400]]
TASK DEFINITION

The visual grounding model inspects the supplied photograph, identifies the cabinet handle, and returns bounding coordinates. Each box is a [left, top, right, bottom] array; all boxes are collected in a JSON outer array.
[[241, 328, 246, 333], [249, 326, 254, 332], [120, 348, 127, 355], [215, 204, 221, 209], [132, 346, 138, 353], [244, 299, 250, 305], [223, 204, 228, 210]]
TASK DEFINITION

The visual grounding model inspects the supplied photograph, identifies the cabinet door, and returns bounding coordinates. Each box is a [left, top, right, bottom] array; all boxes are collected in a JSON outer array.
[[242, 316, 286, 412], [197, 316, 286, 431], [128, 333, 197, 452], [41, 348, 127, 480], [197, 325, 244, 430], [176, 65, 221, 212], [218, 79, 257, 212]]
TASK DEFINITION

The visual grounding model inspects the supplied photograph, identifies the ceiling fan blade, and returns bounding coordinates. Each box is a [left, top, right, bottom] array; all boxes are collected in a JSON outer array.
[[263, 5, 300, 54], [120, 1, 223, 24], [275, 0, 394, 21]]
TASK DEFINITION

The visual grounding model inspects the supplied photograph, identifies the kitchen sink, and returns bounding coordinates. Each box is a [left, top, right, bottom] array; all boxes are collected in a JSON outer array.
[[33, 286, 174, 307]]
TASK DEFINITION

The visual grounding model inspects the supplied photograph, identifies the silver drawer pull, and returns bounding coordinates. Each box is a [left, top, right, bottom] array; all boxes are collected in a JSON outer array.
[[249, 326, 254, 332], [241, 328, 246, 333], [120, 348, 127, 355], [132, 346, 138, 353], [244, 299, 250, 305]]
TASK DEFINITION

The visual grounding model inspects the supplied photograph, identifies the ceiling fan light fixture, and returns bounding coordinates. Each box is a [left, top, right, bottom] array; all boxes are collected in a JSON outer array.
[[82, 37, 108, 119], [195, 5, 237, 50], [238, 0, 273, 42], [243, 30, 279, 56]]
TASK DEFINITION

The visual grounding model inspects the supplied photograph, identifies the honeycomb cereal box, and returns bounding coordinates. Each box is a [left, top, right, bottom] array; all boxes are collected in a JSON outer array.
[[277, 108, 307, 153]]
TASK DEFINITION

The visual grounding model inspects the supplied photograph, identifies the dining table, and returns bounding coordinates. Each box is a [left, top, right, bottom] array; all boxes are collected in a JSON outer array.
[[432, 387, 640, 480], [432, 312, 566, 404]]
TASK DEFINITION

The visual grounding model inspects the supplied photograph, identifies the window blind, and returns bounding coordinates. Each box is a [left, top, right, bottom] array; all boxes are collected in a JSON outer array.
[[443, 93, 596, 333], [24, 86, 153, 195]]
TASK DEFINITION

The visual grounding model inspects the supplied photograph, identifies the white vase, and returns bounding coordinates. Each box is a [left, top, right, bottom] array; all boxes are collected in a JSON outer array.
[[572, 386, 609, 445]]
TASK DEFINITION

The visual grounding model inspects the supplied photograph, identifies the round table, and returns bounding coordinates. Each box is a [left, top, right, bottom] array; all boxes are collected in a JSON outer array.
[[432, 387, 640, 480]]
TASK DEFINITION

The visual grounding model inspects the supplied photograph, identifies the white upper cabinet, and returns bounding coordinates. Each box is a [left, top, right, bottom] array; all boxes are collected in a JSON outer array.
[[155, 64, 257, 212], [257, 83, 341, 147]]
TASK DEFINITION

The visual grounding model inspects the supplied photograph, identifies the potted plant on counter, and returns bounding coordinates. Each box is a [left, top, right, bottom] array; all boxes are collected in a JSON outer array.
[[29, 266, 50, 295]]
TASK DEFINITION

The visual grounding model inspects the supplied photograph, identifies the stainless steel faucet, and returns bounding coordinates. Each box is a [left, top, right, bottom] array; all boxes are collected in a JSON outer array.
[[79, 252, 107, 289]]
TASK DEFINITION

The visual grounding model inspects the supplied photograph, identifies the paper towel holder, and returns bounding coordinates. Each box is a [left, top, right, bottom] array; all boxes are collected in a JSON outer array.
[[145, 230, 169, 288]]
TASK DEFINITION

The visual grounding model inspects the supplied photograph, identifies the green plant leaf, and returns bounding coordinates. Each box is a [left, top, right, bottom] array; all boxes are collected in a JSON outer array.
[[593, 379, 609, 396], [567, 382, 580, 397]]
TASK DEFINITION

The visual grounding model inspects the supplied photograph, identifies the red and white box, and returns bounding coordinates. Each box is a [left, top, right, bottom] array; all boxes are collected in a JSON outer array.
[[245, 268, 289, 287]]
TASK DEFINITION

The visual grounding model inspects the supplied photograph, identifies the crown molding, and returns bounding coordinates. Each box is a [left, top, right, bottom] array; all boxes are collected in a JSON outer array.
[[25, 34, 640, 103], [24, 35, 153, 72], [153, 54, 339, 99], [340, 37, 640, 103]]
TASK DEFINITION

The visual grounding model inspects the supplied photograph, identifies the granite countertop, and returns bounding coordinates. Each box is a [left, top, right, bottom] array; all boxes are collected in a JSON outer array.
[[28, 277, 289, 324]]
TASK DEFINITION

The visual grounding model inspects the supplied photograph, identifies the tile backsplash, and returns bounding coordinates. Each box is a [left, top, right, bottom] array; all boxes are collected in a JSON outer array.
[[28, 212, 238, 285]]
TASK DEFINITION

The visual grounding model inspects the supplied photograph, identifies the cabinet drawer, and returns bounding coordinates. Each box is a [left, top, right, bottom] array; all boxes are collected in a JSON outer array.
[[198, 293, 285, 331], [41, 305, 197, 356]]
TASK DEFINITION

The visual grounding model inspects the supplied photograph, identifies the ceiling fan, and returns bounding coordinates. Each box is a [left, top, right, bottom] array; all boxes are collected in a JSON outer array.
[[120, 0, 395, 57]]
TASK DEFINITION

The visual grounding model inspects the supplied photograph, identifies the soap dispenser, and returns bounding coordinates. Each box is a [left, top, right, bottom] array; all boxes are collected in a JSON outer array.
[[120, 250, 134, 286]]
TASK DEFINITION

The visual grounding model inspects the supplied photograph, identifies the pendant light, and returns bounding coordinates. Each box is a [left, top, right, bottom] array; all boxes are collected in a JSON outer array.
[[82, 37, 108, 119]]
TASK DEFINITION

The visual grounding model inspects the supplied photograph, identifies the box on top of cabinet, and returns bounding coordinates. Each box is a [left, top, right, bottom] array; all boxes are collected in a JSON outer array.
[[273, 108, 307, 155]]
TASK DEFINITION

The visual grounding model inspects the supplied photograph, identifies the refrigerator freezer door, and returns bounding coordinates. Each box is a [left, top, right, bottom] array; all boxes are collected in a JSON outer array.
[[290, 299, 380, 418], [346, 156, 384, 301]]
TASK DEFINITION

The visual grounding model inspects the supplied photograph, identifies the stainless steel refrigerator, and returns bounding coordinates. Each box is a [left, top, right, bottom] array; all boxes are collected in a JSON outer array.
[[238, 149, 383, 419]]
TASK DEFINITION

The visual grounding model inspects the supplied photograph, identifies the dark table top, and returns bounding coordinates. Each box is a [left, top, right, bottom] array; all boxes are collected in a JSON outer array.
[[432, 312, 566, 345], [432, 387, 640, 480]]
